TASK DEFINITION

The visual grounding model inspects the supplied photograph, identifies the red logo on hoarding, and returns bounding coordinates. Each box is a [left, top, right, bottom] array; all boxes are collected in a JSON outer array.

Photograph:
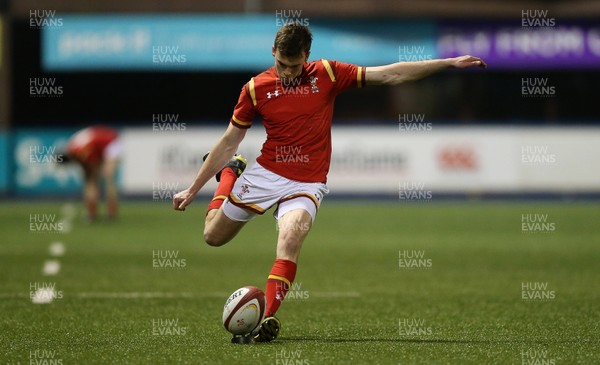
[[438, 146, 478, 170]]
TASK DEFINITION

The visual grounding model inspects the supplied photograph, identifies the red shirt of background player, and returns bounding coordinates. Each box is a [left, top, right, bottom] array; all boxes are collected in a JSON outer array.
[[67, 126, 118, 166], [230, 59, 366, 183]]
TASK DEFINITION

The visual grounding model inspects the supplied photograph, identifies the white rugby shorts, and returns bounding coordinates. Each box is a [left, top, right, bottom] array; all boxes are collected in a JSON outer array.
[[222, 162, 329, 223], [103, 139, 122, 161]]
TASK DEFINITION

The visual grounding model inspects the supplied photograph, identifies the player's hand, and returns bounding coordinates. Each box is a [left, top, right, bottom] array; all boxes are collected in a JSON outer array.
[[173, 188, 196, 211], [451, 55, 487, 69]]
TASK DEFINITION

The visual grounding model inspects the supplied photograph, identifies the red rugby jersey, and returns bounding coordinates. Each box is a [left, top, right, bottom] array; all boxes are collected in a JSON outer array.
[[231, 59, 365, 183], [67, 126, 118, 165]]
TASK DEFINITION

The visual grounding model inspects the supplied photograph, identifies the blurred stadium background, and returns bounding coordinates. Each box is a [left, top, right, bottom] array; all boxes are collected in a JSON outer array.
[[1, 0, 599, 199], [1, 1, 599, 364]]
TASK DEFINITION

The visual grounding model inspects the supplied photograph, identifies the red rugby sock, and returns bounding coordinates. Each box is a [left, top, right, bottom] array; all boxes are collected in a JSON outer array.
[[107, 197, 118, 219], [265, 259, 297, 317], [206, 168, 237, 214], [86, 199, 97, 220]]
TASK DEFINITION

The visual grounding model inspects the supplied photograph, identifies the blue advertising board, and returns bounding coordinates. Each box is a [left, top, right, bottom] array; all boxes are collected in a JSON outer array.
[[41, 15, 437, 71], [14, 129, 82, 195], [0, 132, 9, 192], [42, 15, 598, 71]]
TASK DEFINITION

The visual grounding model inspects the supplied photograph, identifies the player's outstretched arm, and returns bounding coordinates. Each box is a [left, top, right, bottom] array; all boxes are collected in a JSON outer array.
[[173, 124, 247, 211], [365, 55, 487, 86]]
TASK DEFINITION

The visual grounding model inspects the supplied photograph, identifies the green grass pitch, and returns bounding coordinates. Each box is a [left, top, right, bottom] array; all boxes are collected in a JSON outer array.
[[1, 200, 599, 364]]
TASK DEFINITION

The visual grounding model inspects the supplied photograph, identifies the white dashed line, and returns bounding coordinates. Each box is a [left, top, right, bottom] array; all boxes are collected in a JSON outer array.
[[49, 242, 65, 257], [31, 204, 73, 304], [31, 288, 56, 304], [42, 260, 61, 276]]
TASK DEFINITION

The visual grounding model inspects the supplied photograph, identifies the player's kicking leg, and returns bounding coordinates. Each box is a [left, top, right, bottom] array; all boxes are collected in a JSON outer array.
[[203, 154, 248, 246], [253, 207, 314, 342]]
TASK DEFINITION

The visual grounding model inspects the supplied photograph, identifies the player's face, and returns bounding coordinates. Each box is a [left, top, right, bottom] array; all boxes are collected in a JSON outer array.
[[272, 48, 308, 81]]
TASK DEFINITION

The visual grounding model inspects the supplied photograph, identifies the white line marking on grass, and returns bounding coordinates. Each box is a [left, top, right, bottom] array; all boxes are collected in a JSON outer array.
[[58, 219, 72, 233], [0, 292, 199, 299], [30, 288, 56, 304], [3, 291, 361, 300], [76, 292, 199, 299], [74, 291, 361, 299], [310, 291, 361, 298], [42, 260, 61, 276], [57, 203, 76, 233], [49, 241, 65, 257], [61, 203, 77, 220]]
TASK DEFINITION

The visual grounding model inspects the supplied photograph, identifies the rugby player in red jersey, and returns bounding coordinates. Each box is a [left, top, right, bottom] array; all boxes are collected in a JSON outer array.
[[64, 126, 121, 221], [173, 24, 486, 342]]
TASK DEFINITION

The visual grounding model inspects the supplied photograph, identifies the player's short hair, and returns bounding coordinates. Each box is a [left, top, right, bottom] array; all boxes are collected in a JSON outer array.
[[274, 24, 313, 58]]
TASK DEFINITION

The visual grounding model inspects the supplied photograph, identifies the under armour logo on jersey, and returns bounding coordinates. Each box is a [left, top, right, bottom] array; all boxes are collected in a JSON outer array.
[[267, 90, 281, 98]]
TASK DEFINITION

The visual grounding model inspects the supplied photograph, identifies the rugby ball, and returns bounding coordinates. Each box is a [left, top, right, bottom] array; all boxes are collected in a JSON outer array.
[[222, 286, 266, 335]]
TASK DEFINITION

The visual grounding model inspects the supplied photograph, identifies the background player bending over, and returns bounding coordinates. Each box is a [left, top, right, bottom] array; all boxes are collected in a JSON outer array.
[[62, 126, 121, 221], [173, 24, 486, 342]]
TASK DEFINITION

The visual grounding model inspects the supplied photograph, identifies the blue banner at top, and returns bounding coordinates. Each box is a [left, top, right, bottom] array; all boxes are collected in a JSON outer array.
[[41, 15, 437, 71]]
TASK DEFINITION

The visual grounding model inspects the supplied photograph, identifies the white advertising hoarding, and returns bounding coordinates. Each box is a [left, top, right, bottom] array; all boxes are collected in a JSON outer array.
[[122, 126, 600, 195]]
